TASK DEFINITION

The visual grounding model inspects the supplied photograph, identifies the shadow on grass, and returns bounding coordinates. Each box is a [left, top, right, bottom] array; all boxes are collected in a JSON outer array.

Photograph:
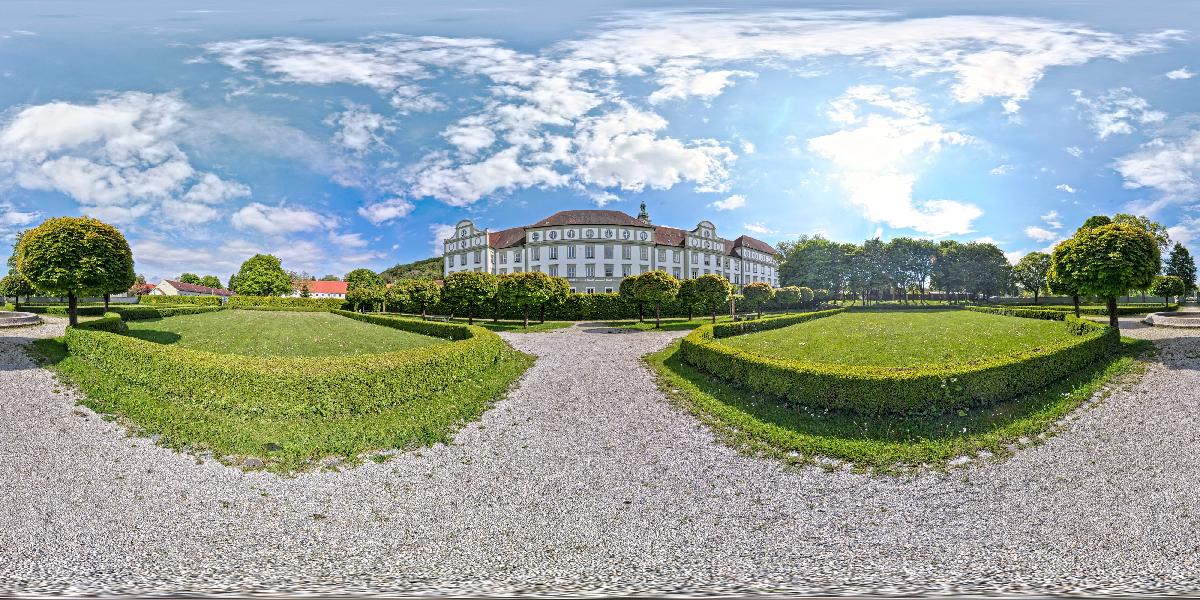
[[119, 328, 183, 345], [647, 337, 1150, 472]]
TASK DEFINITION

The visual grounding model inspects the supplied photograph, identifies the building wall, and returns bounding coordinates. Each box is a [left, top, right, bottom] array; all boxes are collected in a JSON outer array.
[[442, 217, 779, 290]]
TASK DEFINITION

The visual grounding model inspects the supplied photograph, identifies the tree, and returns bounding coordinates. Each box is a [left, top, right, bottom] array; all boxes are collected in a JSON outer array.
[[541, 276, 571, 324], [442, 271, 498, 325], [619, 276, 644, 322], [498, 271, 558, 328], [960, 242, 1010, 302], [774, 285, 803, 314], [320, 274, 341, 281], [691, 274, 732, 323], [777, 235, 850, 295], [886, 237, 937, 302], [1113, 213, 1171, 252], [1012, 252, 1051, 304], [178, 273, 201, 284], [741, 282, 775, 318], [345, 268, 384, 291], [634, 270, 681, 328], [299, 282, 311, 298], [1079, 215, 1112, 230], [230, 254, 291, 297], [15, 217, 135, 326], [1149, 275, 1185, 306], [0, 273, 35, 309], [677, 278, 700, 321], [799, 286, 815, 308], [384, 283, 408, 313], [1164, 243, 1197, 297], [399, 279, 441, 319], [198, 275, 222, 288], [1051, 223, 1160, 327]]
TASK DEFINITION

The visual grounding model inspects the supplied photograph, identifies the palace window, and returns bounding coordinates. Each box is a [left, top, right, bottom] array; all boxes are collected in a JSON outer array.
[[672, 267, 682, 278], [567, 245, 577, 259], [691, 251, 699, 263], [622, 264, 631, 277], [499, 268, 508, 274], [549, 264, 558, 276], [532, 265, 542, 273], [658, 248, 667, 263], [458, 254, 466, 266], [604, 245, 614, 259], [567, 264, 577, 277], [703, 254, 710, 266], [673, 251, 681, 263], [690, 268, 698, 278], [640, 247, 649, 261], [585, 245, 595, 259], [514, 250, 522, 263], [585, 264, 595, 278], [474, 250, 482, 263], [604, 264, 614, 277], [499, 252, 507, 264], [604, 287, 614, 293], [531, 246, 540, 260], [622, 245, 631, 260], [549, 246, 558, 260], [585, 287, 595, 294]]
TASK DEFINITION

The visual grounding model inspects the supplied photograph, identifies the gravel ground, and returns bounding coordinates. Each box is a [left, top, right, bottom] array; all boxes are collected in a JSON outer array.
[[1, 314, 1199, 596]]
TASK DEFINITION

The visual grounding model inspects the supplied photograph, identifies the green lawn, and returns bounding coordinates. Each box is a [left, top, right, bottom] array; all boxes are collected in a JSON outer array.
[[122, 310, 446, 356], [380, 313, 575, 333], [647, 338, 1147, 472], [720, 309, 1074, 367]]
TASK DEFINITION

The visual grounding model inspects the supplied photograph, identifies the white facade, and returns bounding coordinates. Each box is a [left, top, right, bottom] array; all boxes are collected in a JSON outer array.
[[442, 209, 779, 292]]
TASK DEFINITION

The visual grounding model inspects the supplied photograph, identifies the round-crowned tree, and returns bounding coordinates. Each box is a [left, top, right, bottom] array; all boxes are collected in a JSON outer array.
[[774, 285, 803, 314], [498, 271, 558, 328], [178, 273, 201, 284], [1149, 275, 1186, 307], [741, 281, 775, 318], [633, 270, 680, 329], [541, 275, 571, 324], [231, 254, 292, 297], [677, 278, 700, 320], [0, 273, 35, 310], [1051, 223, 1160, 327], [798, 286, 815, 308], [199, 275, 222, 288], [16, 217, 135, 325], [345, 268, 385, 291], [400, 279, 441, 319], [618, 275, 644, 322], [1013, 251, 1051, 305], [1047, 247, 1084, 318], [691, 274, 732, 323], [442, 271, 498, 325]]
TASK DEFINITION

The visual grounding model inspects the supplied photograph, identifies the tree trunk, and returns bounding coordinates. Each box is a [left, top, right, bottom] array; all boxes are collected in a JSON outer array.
[[382, 300, 387, 313], [654, 304, 662, 328], [523, 305, 530, 329], [1107, 296, 1119, 328], [638, 304, 645, 323], [1073, 295, 1080, 318], [1033, 290, 1039, 305], [539, 303, 545, 324], [493, 298, 500, 323], [421, 304, 427, 319], [687, 305, 693, 321], [757, 304, 763, 318], [104, 293, 110, 312], [468, 302, 474, 325], [68, 293, 78, 327], [711, 307, 717, 324]]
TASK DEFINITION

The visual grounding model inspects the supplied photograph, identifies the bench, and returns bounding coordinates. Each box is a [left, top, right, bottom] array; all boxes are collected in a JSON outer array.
[[732, 313, 761, 322], [423, 315, 451, 322]]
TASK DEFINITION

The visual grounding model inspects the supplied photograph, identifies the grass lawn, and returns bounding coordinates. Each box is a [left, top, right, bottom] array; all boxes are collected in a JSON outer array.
[[122, 309, 447, 356], [647, 337, 1148, 472], [381, 312, 574, 333], [604, 313, 799, 331], [720, 309, 1074, 367]]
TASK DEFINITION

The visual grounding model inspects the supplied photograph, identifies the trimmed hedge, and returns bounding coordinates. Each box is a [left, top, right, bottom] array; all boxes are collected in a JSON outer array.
[[140, 295, 222, 306], [63, 311, 506, 418], [711, 308, 845, 338], [981, 304, 1177, 316], [19, 305, 108, 317], [111, 306, 225, 321], [679, 309, 1120, 415], [228, 296, 346, 311], [73, 312, 127, 333], [965, 305, 1067, 321]]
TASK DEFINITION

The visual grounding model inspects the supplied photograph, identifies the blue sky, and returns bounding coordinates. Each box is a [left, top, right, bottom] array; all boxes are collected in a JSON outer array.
[[1, 0, 1199, 281]]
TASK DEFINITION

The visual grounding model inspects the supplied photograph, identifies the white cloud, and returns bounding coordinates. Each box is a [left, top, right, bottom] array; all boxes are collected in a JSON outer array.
[[357, 197, 414, 225], [1041, 210, 1063, 229], [1056, 183, 1076, 193], [1066, 146, 1083, 158], [989, 164, 1011, 175], [0, 202, 39, 242], [1114, 131, 1200, 199], [231, 202, 327, 235], [740, 140, 755, 155], [1024, 226, 1060, 242], [1073, 87, 1167, 139], [429, 223, 456, 256], [647, 60, 754, 104], [807, 85, 981, 236], [328, 231, 368, 248], [589, 191, 619, 206], [744, 222, 776, 236], [1166, 67, 1195, 80], [0, 92, 251, 225], [709, 194, 746, 211], [1167, 216, 1200, 246], [327, 105, 393, 154]]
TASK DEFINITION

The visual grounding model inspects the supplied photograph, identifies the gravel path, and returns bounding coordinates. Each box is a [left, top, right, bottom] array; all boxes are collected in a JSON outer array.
[[2, 315, 1200, 595]]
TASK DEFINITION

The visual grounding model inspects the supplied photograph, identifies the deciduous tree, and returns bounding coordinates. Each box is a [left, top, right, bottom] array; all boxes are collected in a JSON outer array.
[[774, 285, 802, 314], [0, 273, 35, 309], [1051, 223, 1160, 327], [230, 254, 292, 297], [1149, 275, 1185, 306], [1012, 252, 1051, 304], [634, 270, 681, 328], [345, 268, 385, 291], [15, 217, 135, 325], [1164, 243, 1197, 296], [399, 279, 440, 319], [442, 271, 498, 325], [498, 271, 557, 328], [741, 281, 775, 318], [691, 274, 732, 323]]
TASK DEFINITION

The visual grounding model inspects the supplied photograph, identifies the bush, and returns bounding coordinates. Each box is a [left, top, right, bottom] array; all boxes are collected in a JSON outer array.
[[140, 295, 222, 306], [679, 309, 1119, 415], [711, 308, 845, 338], [20, 305, 107, 317], [965, 305, 1067, 321], [72, 312, 126, 333], [227, 296, 346, 311], [63, 311, 507, 419], [978, 304, 1176, 317], [111, 306, 224, 320]]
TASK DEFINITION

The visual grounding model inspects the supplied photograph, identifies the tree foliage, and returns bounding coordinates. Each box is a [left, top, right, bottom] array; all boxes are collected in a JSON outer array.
[[345, 268, 385, 291], [0, 273, 35, 308], [1149, 275, 1185, 305], [178, 273, 201, 284], [741, 281, 775, 317], [230, 254, 292, 297], [633, 270, 681, 328], [1164, 242, 1197, 294], [498, 271, 564, 327], [398, 278, 441, 318], [442, 271, 498, 324], [1051, 223, 1160, 327], [690, 274, 732, 322], [198, 275, 222, 288], [774, 285, 802, 313], [1012, 251, 1051, 304], [15, 217, 135, 325]]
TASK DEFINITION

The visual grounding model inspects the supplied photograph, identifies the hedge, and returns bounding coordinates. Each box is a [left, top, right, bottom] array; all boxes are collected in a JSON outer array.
[[111, 306, 225, 320], [964, 305, 1068, 321], [227, 296, 346, 311], [72, 312, 126, 333], [980, 304, 1177, 316], [63, 311, 506, 419], [711, 308, 845, 338], [679, 310, 1120, 415], [19, 305, 108, 317], [140, 295, 222, 306]]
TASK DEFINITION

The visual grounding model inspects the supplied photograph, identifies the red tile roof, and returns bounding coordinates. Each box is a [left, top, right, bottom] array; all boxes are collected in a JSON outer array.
[[731, 235, 777, 256], [531, 210, 647, 228], [164, 280, 234, 296], [653, 226, 686, 247], [488, 226, 526, 249], [293, 280, 348, 295]]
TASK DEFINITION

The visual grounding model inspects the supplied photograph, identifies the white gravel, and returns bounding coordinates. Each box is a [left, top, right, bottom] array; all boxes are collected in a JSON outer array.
[[2, 314, 1199, 595]]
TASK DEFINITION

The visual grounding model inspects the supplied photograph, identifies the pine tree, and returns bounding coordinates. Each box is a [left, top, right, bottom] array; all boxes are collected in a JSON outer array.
[[1164, 243, 1197, 297]]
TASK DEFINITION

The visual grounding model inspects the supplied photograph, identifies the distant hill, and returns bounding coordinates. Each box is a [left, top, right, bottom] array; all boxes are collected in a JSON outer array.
[[381, 256, 443, 282]]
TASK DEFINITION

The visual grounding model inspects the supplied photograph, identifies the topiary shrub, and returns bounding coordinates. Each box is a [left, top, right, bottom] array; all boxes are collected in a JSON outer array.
[[140, 295, 222, 306]]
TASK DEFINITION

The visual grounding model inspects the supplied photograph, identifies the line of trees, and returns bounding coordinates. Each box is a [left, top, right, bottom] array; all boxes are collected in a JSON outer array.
[[178, 273, 223, 288]]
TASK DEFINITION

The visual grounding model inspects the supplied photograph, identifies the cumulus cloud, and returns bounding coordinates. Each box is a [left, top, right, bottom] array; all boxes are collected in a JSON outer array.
[[429, 223, 456, 256], [1114, 131, 1200, 198], [1024, 226, 1060, 242], [709, 194, 746, 211], [231, 202, 327, 235], [1166, 67, 1195, 80], [327, 104, 394, 154], [989, 164, 1011, 175], [0, 92, 251, 225], [1073, 87, 1166, 139], [1066, 146, 1083, 158], [807, 85, 981, 236], [1041, 210, 1063, 229], [357, 197, 414, 225], [1056, 183, 1076, 193], [744, 222, 776, 236]]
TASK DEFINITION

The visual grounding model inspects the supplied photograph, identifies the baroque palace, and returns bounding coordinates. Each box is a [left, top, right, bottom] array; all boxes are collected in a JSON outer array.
[[443, 203, 779, 293]]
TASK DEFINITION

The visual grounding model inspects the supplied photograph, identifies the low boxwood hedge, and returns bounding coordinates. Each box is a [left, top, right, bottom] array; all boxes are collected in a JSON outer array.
[[73, 312, 127, 333], [63, 310, 506, 419], [711, 308, 846, 338], [965, 305, 1068, 321], [228, 296, 346, 311], [111, 305, 225, 320], [140, 295, 222, 306], [679, 309, 1120, 415], [19, 305, 108, 317]]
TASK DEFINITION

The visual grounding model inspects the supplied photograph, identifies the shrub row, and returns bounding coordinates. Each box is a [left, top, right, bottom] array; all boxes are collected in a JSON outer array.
[[72, 312, 127, 333], [429, 292, 817, 321], [140, 295, 222, 306], [19, 305, 108, 317], [711, 308, 845, 338], [964, 305, 1068, 321], [228, 296, 346, 311], [981, 304, 1177, 316], [679, 310, 1120, 415], [63, 311, 506, 419], [111, 306, 225, 320]]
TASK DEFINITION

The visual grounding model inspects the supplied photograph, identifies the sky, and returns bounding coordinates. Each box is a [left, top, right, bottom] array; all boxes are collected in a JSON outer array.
[[1, 0, 1199, 282]]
